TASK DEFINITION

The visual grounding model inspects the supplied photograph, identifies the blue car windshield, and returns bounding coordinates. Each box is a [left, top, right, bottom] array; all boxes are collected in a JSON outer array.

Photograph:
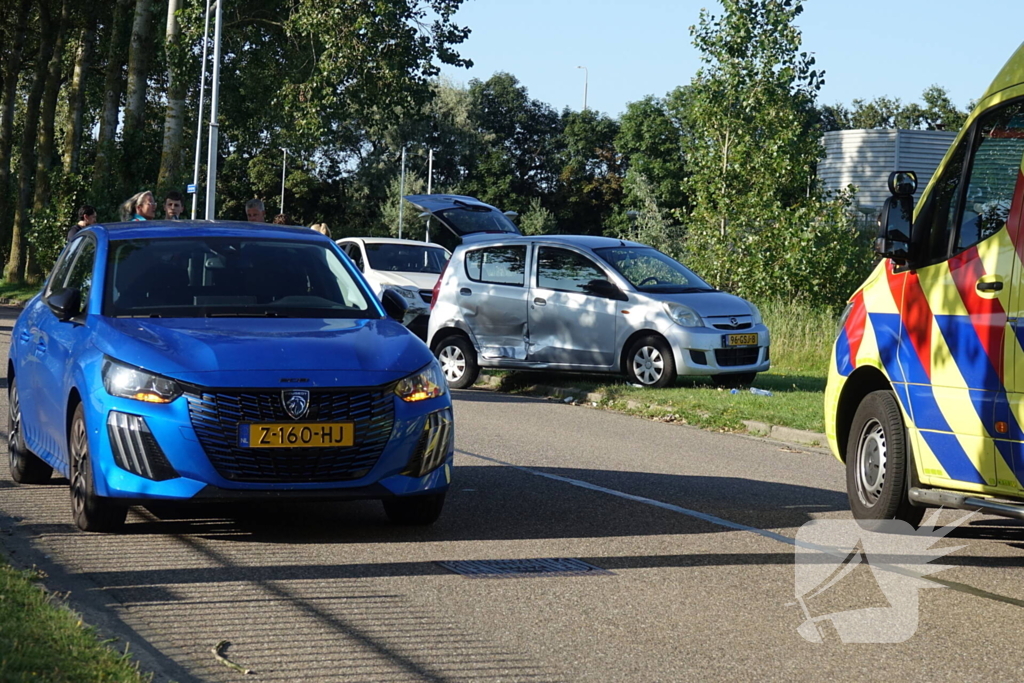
[[104, 237, 376, 318], [593, 247, 716, 293]]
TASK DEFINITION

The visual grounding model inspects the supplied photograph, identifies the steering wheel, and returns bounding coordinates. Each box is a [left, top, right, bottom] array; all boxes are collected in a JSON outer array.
[[638, 276, 661, 286]]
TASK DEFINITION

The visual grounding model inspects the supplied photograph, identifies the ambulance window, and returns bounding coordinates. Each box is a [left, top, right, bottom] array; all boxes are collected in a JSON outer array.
[[912, 136, 968, 265], [954, 101, 1024, 253]]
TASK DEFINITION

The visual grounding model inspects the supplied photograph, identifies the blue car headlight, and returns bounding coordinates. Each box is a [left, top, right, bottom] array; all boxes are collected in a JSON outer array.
[[395, 360, 447, 402], [663, 302, 703, 328], [102, 358, 183, 404]]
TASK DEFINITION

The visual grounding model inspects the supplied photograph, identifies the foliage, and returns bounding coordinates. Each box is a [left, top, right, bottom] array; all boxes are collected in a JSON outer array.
[[821, 85, 971, 132], [613, 170, 684, 257], [617, 94, 689, 213], [28, 171, 89, 271], [520, 196, 557, 235]]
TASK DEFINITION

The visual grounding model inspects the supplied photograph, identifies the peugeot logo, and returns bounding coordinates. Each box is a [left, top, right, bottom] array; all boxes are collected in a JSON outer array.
[[282, 390, 310, 420], [730, 317, 739, 326]]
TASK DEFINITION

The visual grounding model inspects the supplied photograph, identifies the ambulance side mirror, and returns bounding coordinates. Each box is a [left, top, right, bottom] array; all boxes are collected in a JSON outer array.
[[875, 171, 917, 264]]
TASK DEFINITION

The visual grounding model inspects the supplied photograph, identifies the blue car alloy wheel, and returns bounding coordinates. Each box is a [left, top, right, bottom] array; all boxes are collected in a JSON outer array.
[[8, 221, 454, 533]]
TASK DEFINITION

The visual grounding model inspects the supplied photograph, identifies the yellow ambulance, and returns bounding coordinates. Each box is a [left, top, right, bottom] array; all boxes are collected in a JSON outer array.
[[826, 42, 1024, 524]]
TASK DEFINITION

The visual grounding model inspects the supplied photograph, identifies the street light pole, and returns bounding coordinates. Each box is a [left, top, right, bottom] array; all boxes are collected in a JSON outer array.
[[189, 0, 213, 219], [397, 147, 406, 239], [280, 148, 287, 216], [577, 65, 588, 111], [203, 0, 223, 219]]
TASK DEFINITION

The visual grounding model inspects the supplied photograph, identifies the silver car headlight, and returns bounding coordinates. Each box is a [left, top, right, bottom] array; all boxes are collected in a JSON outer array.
[[663, 302, 703, 328], [748, 302, 763, 325], [102, 357, 182, 404], [395, 360, 447, 402]]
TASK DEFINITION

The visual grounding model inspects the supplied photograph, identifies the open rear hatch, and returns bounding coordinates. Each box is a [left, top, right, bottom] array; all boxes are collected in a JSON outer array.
[[404, 194, 521, 251]]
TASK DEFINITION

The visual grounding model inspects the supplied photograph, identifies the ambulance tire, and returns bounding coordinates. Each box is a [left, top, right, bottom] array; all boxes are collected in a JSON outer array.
[[846, 390, 925, 528]]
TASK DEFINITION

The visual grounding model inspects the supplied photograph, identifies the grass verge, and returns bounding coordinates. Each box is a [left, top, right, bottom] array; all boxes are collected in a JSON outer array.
[[0, 555, 150, 682], [485, 299, 838, 435], [0, 280, 41, 305]]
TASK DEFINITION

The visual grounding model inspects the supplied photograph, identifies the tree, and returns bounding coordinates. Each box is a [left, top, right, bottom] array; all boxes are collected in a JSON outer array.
[[554, 109, 623, 234], [617, 94, 688, 214], [157, 0, 186, 191], [520, 196, 556, 235]]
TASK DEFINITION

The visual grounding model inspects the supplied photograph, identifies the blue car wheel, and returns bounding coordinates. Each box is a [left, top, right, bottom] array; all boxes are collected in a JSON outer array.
[[8, 377, 52, 485], [69, 403, 127, 532]]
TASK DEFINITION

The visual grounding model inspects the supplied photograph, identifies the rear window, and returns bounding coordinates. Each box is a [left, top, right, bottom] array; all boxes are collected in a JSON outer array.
[[464, 245, 526, 286], [365, 243, 449, 274], [104, 237, 375, 318]]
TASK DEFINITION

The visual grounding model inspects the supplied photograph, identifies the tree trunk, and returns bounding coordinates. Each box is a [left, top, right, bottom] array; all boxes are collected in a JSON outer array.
[[120, 0, 155, 191], [157, 0, 185, 192], [6, 1, 56, 284], [25, 0, 70, 284], [63, 20, 97, 175], [0, 0, 32, 259], [92, 0, 133, 203]]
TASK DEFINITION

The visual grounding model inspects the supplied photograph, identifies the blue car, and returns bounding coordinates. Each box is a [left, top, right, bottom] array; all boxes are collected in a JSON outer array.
[[8, 221, 453, 532]]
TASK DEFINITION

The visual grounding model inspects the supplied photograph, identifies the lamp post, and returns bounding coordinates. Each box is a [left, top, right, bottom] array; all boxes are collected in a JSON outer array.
[[203, 0, 223, 219], [280, 148, 287, 216], [189, 0, 213, 219], [577, 65, 588, 111]]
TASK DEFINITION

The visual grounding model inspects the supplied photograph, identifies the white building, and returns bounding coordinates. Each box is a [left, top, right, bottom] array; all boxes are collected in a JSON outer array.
[[818, 129, 958, 219]]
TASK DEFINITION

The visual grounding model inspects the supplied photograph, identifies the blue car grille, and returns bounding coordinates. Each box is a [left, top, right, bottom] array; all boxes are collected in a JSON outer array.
[[185, 388, 395, 483]]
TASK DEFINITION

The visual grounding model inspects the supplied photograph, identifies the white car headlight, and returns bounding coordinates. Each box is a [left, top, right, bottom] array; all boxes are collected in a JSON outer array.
[[381, 284, 419, 301], [394, 360, 447, 402], [749, 302, 763, 325], [102, 358, 182, 404], [663, 302, 703, 328]]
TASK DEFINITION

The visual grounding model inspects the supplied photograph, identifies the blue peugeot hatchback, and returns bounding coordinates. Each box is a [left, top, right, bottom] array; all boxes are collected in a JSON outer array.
[[8, 221, 453, 532]]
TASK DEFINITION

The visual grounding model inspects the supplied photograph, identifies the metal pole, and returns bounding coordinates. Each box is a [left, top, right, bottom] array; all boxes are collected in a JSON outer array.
[[425, 149, 433, 243], [190, 0, 213, 219], [204, 0, 223, 220], [577, 65, 588, 111], [397, 147, 406, 239], [280, 148, 287, 216]]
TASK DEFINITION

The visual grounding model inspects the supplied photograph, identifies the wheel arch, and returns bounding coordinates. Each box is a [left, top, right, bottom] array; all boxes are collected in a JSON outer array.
[[836, 366, 894, 463], [618, 329, 669, 375], [430, 325, 475, 354]]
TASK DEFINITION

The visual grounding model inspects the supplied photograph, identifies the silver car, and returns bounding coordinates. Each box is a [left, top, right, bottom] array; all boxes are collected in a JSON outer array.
[[426, 235, 770, 389]]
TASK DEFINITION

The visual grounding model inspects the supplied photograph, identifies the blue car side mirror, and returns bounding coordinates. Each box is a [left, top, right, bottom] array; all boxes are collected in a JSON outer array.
[[45, 287, 82, 322], [380, 288, 408, 321]]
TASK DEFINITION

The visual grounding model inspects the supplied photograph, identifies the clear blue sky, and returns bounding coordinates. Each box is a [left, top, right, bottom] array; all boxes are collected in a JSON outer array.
[[440, 0, 1024, 118]]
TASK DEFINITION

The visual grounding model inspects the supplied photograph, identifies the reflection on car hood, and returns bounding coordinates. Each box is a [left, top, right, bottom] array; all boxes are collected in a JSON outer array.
[[371, 271, 439, 291], [93, 317, 432, 387], [640, 290, 753, 318]]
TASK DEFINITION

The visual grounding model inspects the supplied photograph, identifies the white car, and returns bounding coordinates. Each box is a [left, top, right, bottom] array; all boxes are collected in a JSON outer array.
[[336, 237, 451, 339]]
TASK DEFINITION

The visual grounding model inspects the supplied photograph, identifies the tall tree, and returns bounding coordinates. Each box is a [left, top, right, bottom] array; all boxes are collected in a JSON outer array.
[[0, 0, 33, 252], [120, 0, 155, 191], [7, 0, 57, 282], [617, 94, 689, 214], [63, 19, 98, 174], [157, 0, 185, 192], [92, 0, 133, 204]]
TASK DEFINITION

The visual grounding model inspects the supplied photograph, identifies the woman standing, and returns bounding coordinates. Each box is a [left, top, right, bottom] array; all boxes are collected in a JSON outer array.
[[120, 190, 157, 221]]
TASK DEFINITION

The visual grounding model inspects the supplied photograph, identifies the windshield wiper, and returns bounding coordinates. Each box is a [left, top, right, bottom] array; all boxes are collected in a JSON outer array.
[[203, 310, 287, 318]]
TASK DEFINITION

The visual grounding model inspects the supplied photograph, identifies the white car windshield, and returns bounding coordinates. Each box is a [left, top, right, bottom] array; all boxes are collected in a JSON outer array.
[[594, 247, 716, 293], [365, 243, 449, 274], [104, 237, 374, 318]]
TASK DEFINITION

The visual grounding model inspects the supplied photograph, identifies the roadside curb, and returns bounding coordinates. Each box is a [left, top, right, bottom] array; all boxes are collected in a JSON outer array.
[[476, 375, 828, 450]]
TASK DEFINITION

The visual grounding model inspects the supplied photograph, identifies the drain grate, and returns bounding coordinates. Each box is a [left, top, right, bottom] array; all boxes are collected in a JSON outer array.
[[438, 558, 613, 578]]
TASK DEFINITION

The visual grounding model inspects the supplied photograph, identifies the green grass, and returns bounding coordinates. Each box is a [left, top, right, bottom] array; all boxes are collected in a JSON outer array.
[[0, 556, 151, 682], [486, 299, 839, 435], [0, 280, 42, 305]]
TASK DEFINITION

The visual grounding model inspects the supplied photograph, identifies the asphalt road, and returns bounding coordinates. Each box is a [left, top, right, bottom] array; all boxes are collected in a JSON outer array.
[[2, 303, 1024, 682]]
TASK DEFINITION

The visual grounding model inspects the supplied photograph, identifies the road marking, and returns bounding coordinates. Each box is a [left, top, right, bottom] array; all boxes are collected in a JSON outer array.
[[458, 449, 1024, 609]]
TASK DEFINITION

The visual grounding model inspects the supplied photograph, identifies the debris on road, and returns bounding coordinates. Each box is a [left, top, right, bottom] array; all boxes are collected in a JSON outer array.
[[212, 640, 253, 675]]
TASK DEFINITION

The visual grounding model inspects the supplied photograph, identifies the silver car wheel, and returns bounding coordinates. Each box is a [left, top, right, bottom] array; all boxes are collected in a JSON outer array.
[[632, 345, 664, 385], [439, 344, 466, 382], [854, 417, 887, 507]]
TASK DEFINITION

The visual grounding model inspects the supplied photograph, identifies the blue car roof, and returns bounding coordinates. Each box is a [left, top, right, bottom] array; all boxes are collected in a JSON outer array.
[[89, 220, 328, 241]]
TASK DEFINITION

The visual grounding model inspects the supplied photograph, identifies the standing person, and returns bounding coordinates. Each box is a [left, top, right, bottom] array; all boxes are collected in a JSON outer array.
[[311, 223, 332, 238], [245, 199, 265, 222], [120, 191, 157, 221], [272, 213, 290, 225], [67, 205, 97, 241], [163, 191, 184, 219]]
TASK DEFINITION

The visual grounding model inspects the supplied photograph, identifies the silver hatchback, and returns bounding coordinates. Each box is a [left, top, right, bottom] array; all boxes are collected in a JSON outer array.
[[426, 235, 770, 389]]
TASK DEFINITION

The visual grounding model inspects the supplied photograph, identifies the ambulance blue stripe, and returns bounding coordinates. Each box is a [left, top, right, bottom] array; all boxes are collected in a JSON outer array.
[[934, 315, 1002, 391], [919, 431, 988, 484], [868, 314, 906, 383], [834, 328, 854, 376]]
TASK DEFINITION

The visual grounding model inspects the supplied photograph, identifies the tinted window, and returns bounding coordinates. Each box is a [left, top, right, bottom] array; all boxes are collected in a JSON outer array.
[[955, 101, 1024, 252], [464, 246, 526, 286], [437, 207, 519, 236], [536, 248, 607, 293], [913, 137, 969, 265], [65, 239, 96, 303], [104, 237, 373, 318], [365, 243, 449, 274], [45, 237, 84, 298]]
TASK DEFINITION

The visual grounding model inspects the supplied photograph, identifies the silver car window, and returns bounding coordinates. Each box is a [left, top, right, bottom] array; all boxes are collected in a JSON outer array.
[[464, 245, 526, 286], [536, 247, 607, 293]]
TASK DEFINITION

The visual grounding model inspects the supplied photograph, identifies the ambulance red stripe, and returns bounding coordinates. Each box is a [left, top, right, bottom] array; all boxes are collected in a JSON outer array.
[[947, 245, 1006, 383], [843, 290, 867, 368], [886, 262, 933, 380]]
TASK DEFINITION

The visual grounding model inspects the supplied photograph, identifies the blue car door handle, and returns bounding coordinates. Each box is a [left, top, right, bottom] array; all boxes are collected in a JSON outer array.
[[459, 287, 472, 296], [19, 330, 31, 344]]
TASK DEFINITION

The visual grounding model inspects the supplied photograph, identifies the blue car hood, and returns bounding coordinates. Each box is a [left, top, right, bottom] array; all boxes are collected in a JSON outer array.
[[93, 317, 432, 388]]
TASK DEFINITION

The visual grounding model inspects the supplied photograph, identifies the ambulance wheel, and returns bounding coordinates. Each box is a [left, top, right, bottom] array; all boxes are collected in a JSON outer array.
[[846, 390, 924, 528]]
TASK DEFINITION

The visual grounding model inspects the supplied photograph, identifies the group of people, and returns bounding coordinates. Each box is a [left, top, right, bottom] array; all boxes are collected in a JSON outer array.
[[67, 193, 331, 242]]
